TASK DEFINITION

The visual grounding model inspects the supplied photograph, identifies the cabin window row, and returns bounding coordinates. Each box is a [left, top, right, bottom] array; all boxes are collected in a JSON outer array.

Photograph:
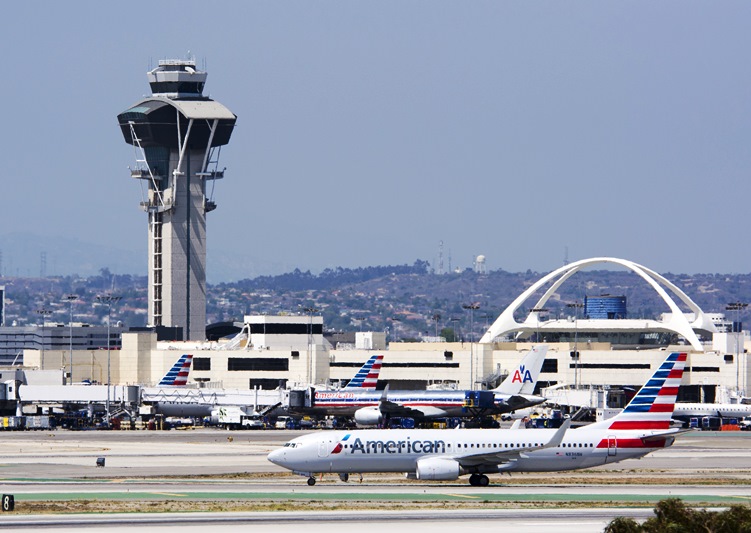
[[338, 442, 594, 450]]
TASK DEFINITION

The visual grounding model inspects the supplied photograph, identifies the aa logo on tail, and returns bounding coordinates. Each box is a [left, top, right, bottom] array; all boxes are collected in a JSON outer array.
[[512, 364, 534, 384]]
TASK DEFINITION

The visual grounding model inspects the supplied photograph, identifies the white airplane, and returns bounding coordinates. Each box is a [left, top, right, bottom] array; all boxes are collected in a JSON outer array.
[[268, 352, 688, 487], [672, 402, 751, 419]]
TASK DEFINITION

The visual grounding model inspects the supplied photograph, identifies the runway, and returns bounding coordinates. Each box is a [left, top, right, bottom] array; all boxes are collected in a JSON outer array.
[[0, 508, 663, 532], [0, 429, 749, 531]]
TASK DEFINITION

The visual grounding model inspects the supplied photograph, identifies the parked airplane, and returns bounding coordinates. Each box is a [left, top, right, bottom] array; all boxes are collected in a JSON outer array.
[[267, 352, 687, 486], [142, 353, 383, 418], [157, 354, 193, 386], [673, 402, 751, 419], [290, 346, 548, 425]]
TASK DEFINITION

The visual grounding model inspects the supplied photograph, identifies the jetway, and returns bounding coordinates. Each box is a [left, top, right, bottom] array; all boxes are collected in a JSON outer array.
[[140, 386, 288, 418], [18, 385, 140, 404]]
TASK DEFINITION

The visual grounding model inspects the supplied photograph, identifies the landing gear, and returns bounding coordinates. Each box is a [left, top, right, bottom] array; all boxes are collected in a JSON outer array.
[[468, 473, 489, 487], [339, 472, 349, 482], [307, 476, 317, 486]]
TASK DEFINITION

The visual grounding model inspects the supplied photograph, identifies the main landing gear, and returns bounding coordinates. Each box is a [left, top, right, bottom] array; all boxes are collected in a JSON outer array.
[[306, 472, 362, 485], [468, 473, 490, 487]]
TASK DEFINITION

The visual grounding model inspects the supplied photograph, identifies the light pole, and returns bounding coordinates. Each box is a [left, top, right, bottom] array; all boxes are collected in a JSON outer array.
[[450, 317, 461, 342], [97, 294, 121, 426], [391, 317, 401, 343], [35, 308, 52, 369], [531, 307, 548, 344], [566, 302, 584, 388], [726, 302, 748, 394], [432, 313, 441, 339], [301, 306, 318, 384], [462, 303, 480, 387], [64, 294, 78, 385]]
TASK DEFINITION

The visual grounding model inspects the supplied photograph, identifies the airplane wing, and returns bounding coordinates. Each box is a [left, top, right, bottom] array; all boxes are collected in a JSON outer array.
[[377, 399, 437, 419], [500, 394, 547, 411], [375, 384, 443, 418], [453, 419, 570, 468]]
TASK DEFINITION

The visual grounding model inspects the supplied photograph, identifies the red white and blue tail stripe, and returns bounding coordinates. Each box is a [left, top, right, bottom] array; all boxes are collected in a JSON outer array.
[[158, 354, 193, 386], [590, 352, 686, 431], [343, 354, 383, 389]]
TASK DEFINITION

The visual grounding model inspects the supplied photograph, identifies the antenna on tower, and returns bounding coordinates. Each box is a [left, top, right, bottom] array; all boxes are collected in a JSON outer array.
[[564, 246, 569, 266], [437, 241, 444, 275], [40, 251, 47, 278]]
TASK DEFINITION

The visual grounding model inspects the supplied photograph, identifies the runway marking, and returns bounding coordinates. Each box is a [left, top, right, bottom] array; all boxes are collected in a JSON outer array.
[[149, 492, 188, 497], [444, 493, 479, 499]]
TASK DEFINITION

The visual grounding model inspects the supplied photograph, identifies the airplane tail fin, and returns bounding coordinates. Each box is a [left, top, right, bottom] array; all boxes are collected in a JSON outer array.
[[343, 354, 384, 389], [586, 352, 687, 431], [158, 354, 193, 386], [493, 346, 548, 395]]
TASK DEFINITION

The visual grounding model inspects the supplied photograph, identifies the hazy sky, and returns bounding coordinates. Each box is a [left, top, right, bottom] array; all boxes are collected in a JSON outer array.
[[2, 2, 750, 280]]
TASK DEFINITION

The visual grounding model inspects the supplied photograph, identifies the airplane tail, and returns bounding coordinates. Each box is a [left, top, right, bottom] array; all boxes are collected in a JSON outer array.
[[158, 354, 193, 386], [586, 352, 687, 431], [493, 346, 548, 395], [343, 354, 384, 389]]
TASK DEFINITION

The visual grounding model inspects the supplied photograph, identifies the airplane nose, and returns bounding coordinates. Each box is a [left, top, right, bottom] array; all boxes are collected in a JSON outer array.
[[267, 448, 285, 466]]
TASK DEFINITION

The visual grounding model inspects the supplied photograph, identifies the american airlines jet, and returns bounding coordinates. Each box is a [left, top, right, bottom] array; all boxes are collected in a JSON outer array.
[[292, 346, 548, 425], [142, 353, 383, 418], [268, 352, 688, 486]]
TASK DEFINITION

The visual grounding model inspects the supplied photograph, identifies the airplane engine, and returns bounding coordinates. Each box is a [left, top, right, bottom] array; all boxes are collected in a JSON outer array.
[[415, 457, 461, 481], [354, 406, 383, 426]]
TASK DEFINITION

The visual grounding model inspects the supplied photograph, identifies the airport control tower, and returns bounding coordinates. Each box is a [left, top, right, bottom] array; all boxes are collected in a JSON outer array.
[[117, 59, 236, 340]]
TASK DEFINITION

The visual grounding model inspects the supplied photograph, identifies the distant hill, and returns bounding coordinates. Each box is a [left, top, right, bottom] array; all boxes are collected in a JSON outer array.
[[3, 260, 750, 341], [0, 232, 291, 282]]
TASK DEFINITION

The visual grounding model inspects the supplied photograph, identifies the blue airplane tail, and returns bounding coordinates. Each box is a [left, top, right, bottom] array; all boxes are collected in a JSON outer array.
[[343, 354, 383, 389], [158, 354, 193, 386]]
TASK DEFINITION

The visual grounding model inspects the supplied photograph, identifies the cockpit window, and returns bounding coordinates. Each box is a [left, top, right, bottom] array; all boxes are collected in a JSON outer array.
[[283, 442, 299, 448]]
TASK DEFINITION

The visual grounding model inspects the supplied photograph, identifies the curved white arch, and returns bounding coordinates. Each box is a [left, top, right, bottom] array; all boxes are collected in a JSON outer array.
[[479, 257, 716, 351]]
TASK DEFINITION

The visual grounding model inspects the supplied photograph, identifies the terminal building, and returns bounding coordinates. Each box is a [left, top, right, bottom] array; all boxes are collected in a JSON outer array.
[[20, 260, 751, 410]]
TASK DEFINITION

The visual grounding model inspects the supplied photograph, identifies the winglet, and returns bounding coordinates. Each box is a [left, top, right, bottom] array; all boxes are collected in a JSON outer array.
[[544, 418, 571, 449], [380, 383, 390, 401]]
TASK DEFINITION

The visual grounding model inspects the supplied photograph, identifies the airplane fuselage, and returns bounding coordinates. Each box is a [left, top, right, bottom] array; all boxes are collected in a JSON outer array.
[[267, 426, 674, 476], [295, 390, 542, 418], [673, 403, 751, 418]]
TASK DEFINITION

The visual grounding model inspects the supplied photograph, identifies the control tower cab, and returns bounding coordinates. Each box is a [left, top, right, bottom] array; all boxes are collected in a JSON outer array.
[[117, 58, 236, 341]]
